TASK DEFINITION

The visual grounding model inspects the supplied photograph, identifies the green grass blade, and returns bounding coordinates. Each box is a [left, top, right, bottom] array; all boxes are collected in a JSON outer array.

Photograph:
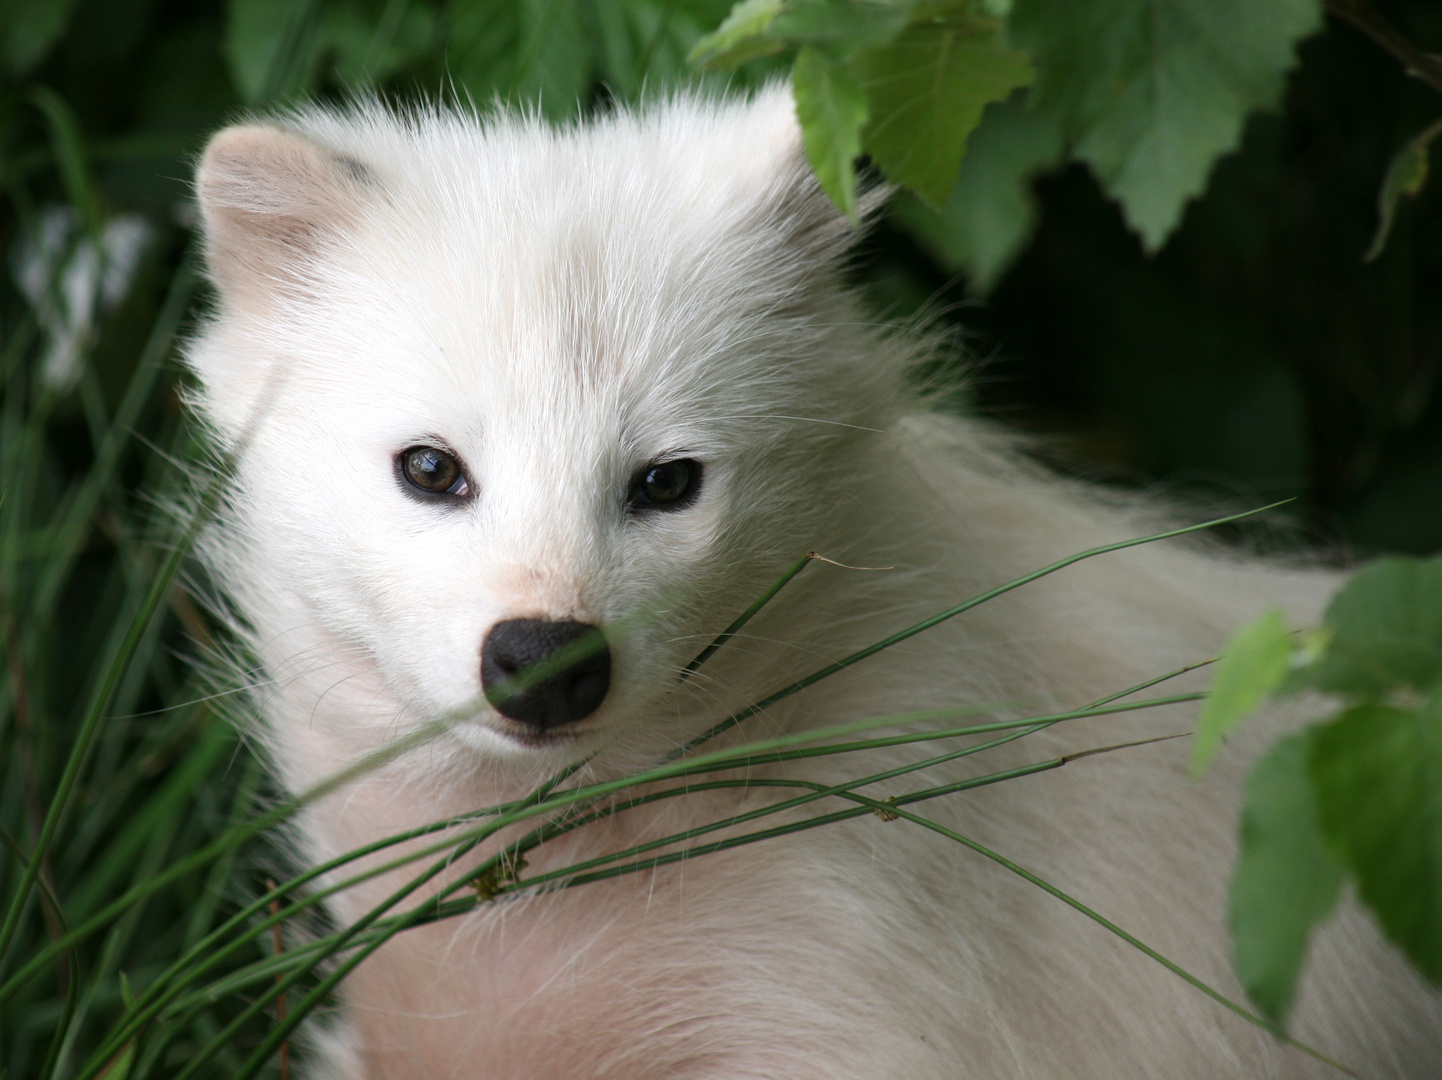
[[679, 503, 1288, 752], [680, 550, 816, 678], [863, 801, 1355, 1076]]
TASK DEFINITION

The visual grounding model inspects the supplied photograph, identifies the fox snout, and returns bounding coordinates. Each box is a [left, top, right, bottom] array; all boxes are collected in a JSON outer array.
[[481, 619, 611, 731]]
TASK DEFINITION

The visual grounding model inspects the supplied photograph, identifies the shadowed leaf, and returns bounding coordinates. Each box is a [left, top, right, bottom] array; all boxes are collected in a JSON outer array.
[[1311, 701, 1442, 984], [1192, 608, 1291, 777], [0, 0, 83, 76], [1230, 730, 1344, 1021], [858, 12, 1032, 206], [690, 0, 784, 66], [890, 90, 1063, 290], [1009, 0, 1322, 250], [1302, 556, 1442, 698], [793, 44, 868, 219], [1364, 117, 1442, 263]]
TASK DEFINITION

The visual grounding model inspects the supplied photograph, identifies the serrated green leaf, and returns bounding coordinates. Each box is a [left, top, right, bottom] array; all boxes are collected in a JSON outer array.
[[1230, 729, 1344, 1021], [1364, 117, 1442, 263], [689, 0, 785, 67], [1192, 608, 1292, 777], [793, 44, 868, 220], [889, 90, 1060, 288], [1310, 700, 1442, 984], [1009, 0, 1322, 250], [857, 14, 1032, 206], [1302, 555, 1442, 699]]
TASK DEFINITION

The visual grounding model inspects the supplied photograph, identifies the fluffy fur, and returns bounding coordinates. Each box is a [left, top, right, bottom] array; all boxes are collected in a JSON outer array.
[[184, 87, 1441, 1078]]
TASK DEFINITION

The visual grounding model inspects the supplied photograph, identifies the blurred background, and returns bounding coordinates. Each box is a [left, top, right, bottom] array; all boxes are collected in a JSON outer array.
[[0, 1, 1439, 1073]]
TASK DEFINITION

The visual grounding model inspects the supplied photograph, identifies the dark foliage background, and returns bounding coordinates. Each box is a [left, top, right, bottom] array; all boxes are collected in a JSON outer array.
[[866, 2, 1442, 555]]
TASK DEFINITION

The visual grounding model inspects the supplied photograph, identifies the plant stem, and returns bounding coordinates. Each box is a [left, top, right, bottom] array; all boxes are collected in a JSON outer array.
[[1325, 0, 1442, 98], [679, 503, 1284, 754], [680, 550, 816, 679], [869, 800, 1357, 1076]]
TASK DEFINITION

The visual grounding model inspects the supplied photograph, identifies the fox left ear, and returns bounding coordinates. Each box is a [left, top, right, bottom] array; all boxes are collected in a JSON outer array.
[[196, 124, 372, 310]]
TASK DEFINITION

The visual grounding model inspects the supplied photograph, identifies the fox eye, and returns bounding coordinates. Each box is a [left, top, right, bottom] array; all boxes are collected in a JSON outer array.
[[629, 459, 701, 511], [399, 446, 469, 498]]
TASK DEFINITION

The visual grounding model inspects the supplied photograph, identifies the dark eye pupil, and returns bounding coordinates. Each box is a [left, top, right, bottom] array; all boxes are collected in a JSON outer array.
[[631, 459, 699, 510], [644, 463, 689, 502], [403, 447, 461, 492]]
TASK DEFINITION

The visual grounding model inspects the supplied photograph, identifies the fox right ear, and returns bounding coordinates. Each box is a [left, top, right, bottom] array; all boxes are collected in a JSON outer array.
[[196, 124, 370, 309]]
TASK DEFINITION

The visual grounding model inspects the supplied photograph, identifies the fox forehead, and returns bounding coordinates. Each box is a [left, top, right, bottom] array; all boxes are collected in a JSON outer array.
[[255, 241, 791, 476], [206, 93, 851, 421], [188, 86, 900, 488]]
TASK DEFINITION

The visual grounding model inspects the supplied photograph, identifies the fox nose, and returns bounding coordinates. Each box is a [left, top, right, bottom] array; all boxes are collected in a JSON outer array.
[[481, 619, 611, 730]]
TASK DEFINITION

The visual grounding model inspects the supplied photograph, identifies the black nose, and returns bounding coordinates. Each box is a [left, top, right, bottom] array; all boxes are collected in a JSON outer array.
[[481, 619, 611, 731]]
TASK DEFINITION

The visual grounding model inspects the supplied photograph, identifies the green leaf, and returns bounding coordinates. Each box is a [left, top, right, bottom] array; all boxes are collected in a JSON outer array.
[[0, 0, 83, 76], [689, 0, 785, 67], [1230, 730, 1344, 1021], [771, 0, 914, 58], [1310, 700, 1442, 984], [792, 44, 868, 220], [1364, 117, 1442, 263], [1302, 555, 1442, 699], [857, 12, 1032, 206], [516, 0, 592, 118], [1009, 0, 1323, 250], [693, 0, 914, 69], [1192, 608, 1292, 777], [889, 90, 1062, 289]]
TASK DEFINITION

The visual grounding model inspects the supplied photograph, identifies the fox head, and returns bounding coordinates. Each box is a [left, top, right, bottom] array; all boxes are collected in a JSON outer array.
[[186, 89, 905, 769]]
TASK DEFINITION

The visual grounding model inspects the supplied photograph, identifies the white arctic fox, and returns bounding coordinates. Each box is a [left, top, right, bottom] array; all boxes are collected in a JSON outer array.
[[185, 87, 1441, 1078]]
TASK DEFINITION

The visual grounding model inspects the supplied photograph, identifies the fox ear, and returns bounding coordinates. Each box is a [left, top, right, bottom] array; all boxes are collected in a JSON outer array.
[[196, 124, 370, 309]]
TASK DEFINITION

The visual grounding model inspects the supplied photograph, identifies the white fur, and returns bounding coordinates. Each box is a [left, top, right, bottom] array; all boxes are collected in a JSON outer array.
[[184, 87, 1441, 1078]]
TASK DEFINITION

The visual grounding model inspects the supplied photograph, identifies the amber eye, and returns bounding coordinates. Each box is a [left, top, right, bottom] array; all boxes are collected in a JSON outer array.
[[399, 446, 469, 497], [629, 459, 701, 511]]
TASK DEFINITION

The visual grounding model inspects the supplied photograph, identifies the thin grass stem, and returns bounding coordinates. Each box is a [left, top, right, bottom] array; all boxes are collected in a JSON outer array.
[[680, 550, 815, 678], [0, 824, 78, 1080], [677, 503, 1286, 753], [857, 799, 1355, 1076]]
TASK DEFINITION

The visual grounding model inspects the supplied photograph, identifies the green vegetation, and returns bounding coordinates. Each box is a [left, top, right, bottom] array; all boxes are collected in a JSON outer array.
[[1197, 557, 1442, 1020]]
